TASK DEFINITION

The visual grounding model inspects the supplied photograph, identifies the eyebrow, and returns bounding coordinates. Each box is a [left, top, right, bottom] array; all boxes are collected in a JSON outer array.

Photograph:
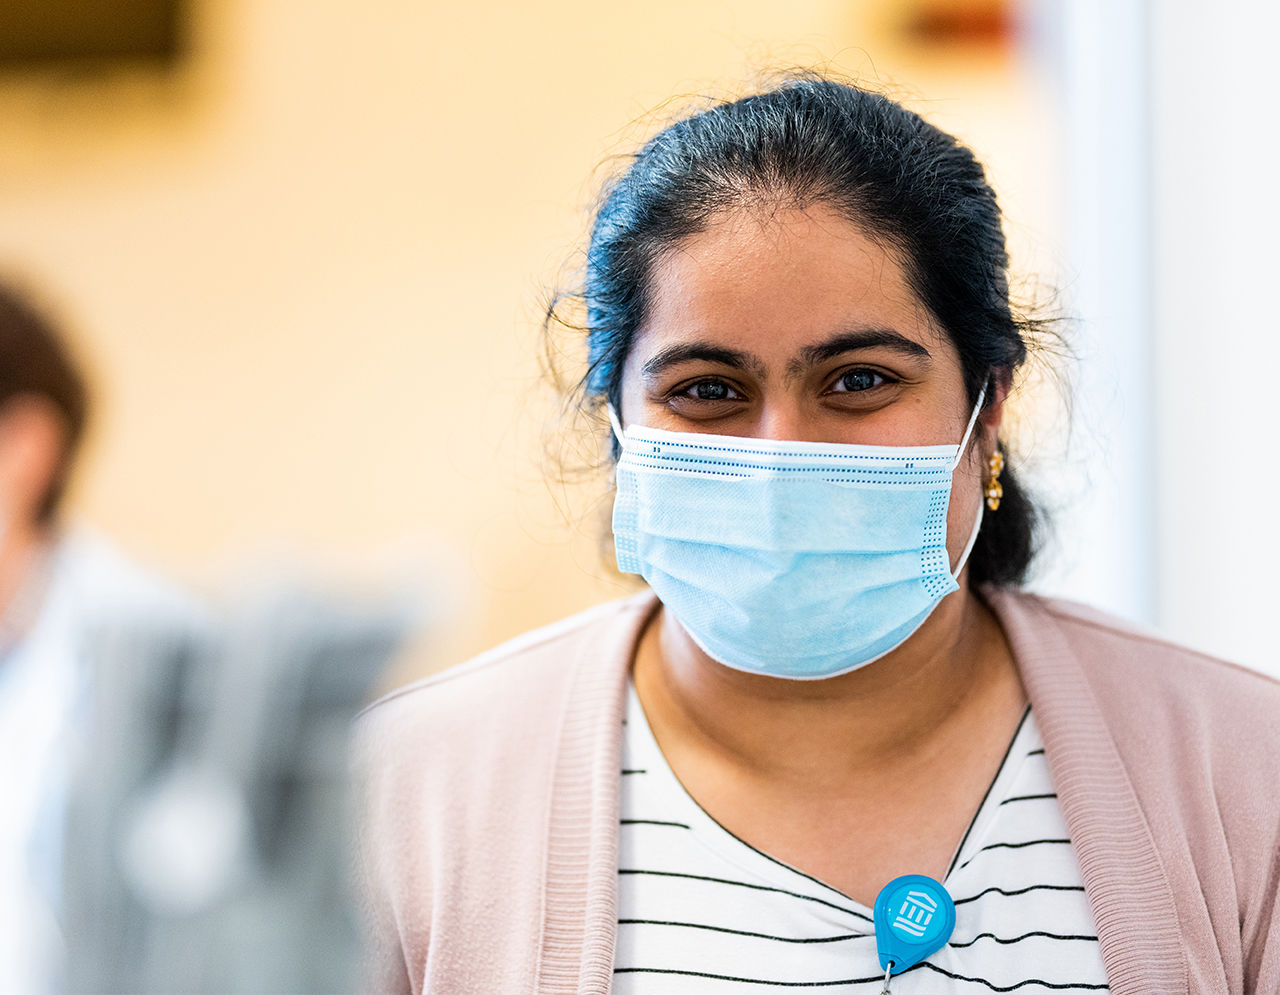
[[640, 342, 769, 382], [787, 329, 933, 378], [638, 328, 932, 384]]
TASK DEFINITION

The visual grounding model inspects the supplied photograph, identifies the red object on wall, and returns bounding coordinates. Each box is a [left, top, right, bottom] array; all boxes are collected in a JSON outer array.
[[896, 0, 1018, 47]]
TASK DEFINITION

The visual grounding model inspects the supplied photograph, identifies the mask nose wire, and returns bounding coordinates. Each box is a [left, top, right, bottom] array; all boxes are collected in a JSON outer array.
[[613, 385, 989, 457]]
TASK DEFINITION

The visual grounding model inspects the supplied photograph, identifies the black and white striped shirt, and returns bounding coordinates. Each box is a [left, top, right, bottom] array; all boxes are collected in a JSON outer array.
[[615, 686, 1110, 993]]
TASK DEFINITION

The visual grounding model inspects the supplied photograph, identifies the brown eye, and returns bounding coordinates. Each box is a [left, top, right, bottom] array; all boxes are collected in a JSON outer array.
[[832, 369, 886, 393], [679, 379, 742, 401], [694, 380, 730, 400]]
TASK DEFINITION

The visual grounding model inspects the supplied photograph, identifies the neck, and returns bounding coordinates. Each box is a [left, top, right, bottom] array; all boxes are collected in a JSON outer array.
[[633, 584, 1024, 780]]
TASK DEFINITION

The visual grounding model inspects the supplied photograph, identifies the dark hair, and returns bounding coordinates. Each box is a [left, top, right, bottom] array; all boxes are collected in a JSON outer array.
[[0, 281, 89, 523], [564, 76, 1044, 586]]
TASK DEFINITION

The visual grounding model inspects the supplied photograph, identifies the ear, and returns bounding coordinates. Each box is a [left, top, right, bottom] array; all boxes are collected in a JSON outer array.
[[979, 368, 1013, 450]]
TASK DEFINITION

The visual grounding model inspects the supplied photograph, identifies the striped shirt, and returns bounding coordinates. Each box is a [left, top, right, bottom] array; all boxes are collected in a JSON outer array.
[[615, 685, 1110, 993]]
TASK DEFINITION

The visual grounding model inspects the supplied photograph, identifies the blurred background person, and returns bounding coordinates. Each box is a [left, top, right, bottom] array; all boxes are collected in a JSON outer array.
[[0, 281, 410, 994], [0, 280, 94, 993], [0, 279, 221, 992]]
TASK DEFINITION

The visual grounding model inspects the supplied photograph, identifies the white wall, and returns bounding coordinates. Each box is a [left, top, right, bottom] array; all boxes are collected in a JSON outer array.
[[1029, 0, 1156, 629], [1040, 0, 1278, 677], [1149, 1, 1280, 676]]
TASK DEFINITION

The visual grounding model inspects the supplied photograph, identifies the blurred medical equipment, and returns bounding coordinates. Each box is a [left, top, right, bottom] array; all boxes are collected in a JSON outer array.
[[58, 576, 416, 994]]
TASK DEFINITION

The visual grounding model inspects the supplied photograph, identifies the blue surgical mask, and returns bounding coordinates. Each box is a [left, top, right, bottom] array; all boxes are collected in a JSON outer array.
[[609, 392, 986, 679]]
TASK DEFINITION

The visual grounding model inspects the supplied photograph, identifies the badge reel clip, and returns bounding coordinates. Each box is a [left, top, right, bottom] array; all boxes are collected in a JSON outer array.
[[873, 874, 955, 993]]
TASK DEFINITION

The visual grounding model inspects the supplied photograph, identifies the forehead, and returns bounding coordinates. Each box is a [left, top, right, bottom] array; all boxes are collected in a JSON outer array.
[[633, 203, 953, 365]]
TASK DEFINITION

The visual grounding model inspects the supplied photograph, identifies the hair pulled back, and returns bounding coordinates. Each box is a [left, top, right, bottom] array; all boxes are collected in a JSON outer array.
[[574, 76, 1040, 586]]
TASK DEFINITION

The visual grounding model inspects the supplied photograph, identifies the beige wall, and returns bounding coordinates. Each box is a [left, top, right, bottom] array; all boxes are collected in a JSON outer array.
[[0, 1, 1061, 683]]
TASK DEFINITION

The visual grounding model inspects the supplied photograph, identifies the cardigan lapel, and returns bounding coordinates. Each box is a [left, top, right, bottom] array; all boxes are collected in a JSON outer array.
[[535, 593, 658, 994], [984, 588, 1189, 995]]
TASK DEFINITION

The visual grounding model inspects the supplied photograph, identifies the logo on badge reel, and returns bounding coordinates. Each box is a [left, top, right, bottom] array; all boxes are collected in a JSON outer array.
[[873, 873, 955, 983]]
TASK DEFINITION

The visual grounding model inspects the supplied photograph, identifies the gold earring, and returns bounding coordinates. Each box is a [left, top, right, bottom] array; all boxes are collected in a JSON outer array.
[[984, 450, 1005, 511]]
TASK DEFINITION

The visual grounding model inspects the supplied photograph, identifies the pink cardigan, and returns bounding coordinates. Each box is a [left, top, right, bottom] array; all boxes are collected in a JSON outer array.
[[353, 589, 1280, 994]]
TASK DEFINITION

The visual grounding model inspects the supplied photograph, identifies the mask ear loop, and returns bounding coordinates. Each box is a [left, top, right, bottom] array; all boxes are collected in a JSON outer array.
[[607, 404, 626, 446], [952, 498, 984, 580], [950, 380, 991, 579], [950, 382, 989, 471]]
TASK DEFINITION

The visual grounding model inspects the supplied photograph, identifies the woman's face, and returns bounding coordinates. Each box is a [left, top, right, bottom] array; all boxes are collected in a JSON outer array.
[[618, 202, 1000, 573]]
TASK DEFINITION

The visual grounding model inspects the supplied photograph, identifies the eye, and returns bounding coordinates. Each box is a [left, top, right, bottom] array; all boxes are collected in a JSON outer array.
[[828, 368, 890, 393], [662, 376, 749, 419], [676, 378, 743, 402]]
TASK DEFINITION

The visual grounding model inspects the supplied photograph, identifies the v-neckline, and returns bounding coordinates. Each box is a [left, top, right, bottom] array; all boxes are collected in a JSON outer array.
[[623, 681, 1034, 916]]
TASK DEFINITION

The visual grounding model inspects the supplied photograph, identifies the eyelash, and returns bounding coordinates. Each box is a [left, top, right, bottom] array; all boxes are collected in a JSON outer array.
[[665, 366, 898, 407]]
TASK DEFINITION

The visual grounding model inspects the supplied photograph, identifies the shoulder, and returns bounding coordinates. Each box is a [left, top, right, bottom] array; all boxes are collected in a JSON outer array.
[[993, 586, 1280, 724], [56, 527, 209, 629], [352, 591, 655, 788], [356, 593, 652, 735]]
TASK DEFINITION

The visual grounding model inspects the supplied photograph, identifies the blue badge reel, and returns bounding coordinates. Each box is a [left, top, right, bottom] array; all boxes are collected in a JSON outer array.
[[873, 874, 956, 977]]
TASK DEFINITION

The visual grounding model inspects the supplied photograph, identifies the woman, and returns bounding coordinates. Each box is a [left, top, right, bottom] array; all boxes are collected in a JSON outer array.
[[355, 78, 1280, 994]]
